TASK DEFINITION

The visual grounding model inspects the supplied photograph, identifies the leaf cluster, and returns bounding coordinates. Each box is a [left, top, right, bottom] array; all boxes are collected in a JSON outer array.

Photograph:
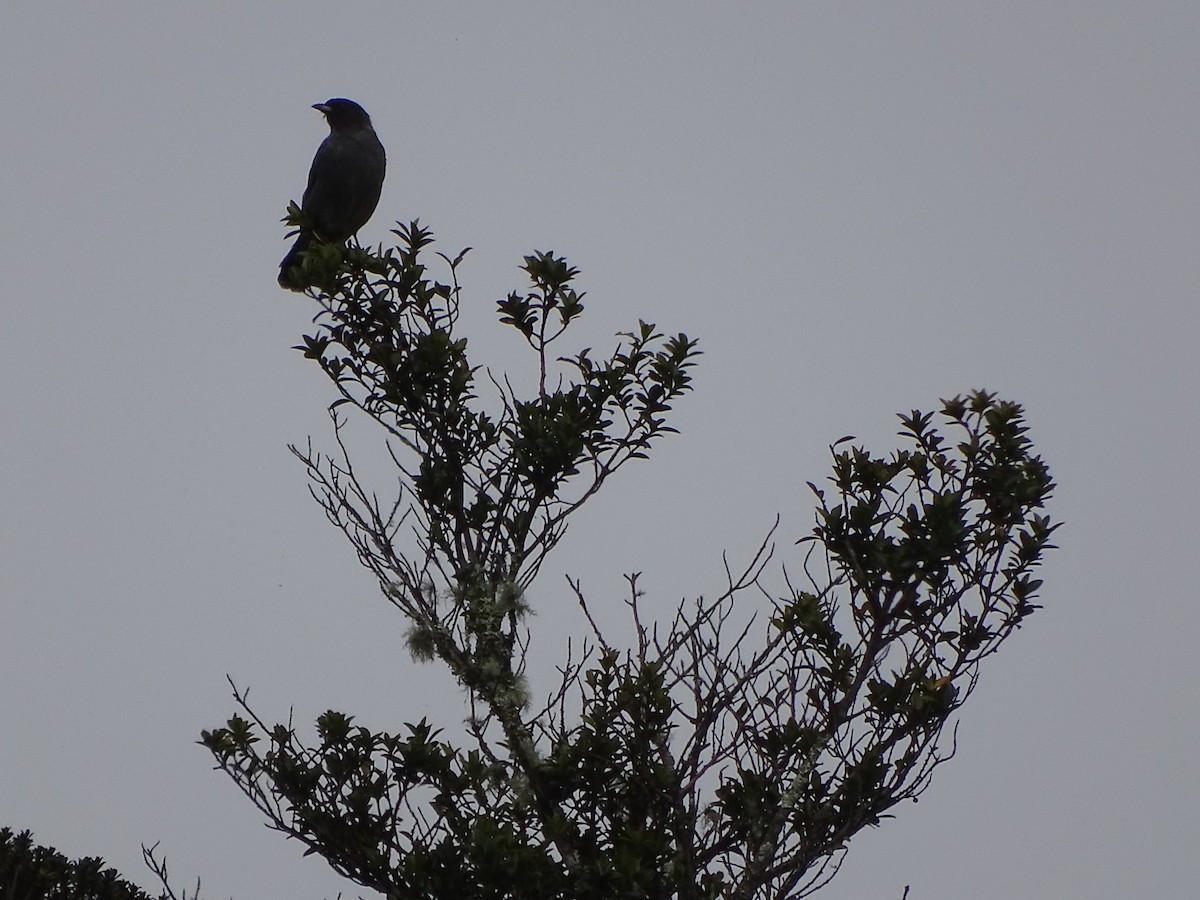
[[291, 224, 699, 593], [0, 828, 152, 900], [202, 701, 568, 899]]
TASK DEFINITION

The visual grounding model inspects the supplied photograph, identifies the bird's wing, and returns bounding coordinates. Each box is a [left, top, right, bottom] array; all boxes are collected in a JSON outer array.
[[301, 131, 386, 242]]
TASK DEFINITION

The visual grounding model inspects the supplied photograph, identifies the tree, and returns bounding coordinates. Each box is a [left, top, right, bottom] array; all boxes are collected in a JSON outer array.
[[0, 827, 153, 900], [198, 223, 1057, 899]]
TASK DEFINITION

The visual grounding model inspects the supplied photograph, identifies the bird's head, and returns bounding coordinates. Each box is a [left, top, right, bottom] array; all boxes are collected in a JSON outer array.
[[314, 98, 373, 132]]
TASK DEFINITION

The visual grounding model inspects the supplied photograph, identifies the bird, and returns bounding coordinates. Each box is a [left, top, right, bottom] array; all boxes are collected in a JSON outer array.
[[278, 98, 386, 290]]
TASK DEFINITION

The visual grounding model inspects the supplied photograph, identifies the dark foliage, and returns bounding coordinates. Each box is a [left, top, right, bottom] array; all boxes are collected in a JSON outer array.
[[193, 224, 1056, 899], [0, 828, 152, 900]]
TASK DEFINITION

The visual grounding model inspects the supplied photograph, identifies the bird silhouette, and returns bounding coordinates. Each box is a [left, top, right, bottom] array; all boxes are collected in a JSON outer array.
[[278, 98, 386, 290]]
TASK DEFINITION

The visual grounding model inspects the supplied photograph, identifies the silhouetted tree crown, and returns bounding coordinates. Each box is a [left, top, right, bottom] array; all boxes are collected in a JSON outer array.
[[0, 828, 152, 900], [192, 221, 1056, 899]]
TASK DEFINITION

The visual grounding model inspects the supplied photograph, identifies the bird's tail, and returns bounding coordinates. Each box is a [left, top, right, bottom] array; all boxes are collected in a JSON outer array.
[[278, 232, 313, 291]]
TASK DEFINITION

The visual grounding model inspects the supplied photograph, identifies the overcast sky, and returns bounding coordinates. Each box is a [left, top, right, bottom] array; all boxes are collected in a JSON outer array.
[[3, 4, 1198, 899]]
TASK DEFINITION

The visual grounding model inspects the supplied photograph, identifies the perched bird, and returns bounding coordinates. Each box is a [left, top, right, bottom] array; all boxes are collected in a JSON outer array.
[[278, 98, 386, 290]]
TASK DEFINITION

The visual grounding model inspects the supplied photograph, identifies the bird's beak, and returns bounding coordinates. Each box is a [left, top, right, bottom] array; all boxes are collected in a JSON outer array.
[[313, 103, 331, 115]]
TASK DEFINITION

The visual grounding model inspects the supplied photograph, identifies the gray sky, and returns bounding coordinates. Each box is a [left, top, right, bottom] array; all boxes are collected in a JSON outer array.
[[3, 4, 1197, 898]]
